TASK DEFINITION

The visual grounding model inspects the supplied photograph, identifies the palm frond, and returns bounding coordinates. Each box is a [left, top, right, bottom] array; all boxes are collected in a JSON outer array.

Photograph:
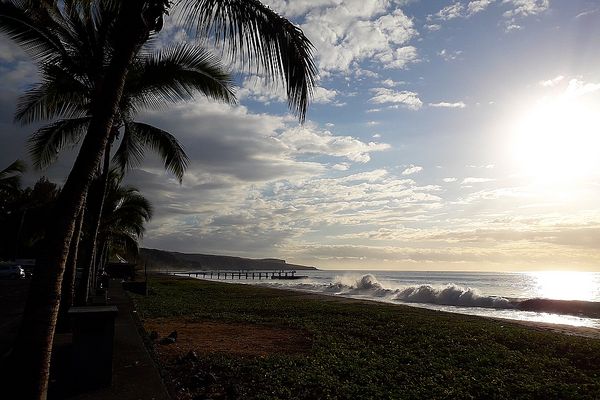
[[126, 43, 235, 112], [0, 1, 70, 64], [100, 182, 153, 253], [112, 122, 145, 174], [15, 65, 90, 124], [0, 159, 26, 192], [106, 231, 141, 256], [181, 0, 317, 121], [27, 117, 91, 169], [115, 122, 189, 183]]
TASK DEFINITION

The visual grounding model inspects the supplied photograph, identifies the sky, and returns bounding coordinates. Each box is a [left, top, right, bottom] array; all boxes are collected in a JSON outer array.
[[1, 0, 600, 271]]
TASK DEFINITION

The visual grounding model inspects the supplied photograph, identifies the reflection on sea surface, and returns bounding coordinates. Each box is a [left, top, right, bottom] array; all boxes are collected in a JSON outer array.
[[531, 271, 599, 301]]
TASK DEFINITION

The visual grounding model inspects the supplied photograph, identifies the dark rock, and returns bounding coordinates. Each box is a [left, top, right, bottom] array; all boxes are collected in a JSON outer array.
[[159, 337, 176, 345], [186, 350, 198, 361]]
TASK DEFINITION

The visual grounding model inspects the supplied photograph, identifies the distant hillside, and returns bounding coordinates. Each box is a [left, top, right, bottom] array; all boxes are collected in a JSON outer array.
[[139, 248, 318, 271]]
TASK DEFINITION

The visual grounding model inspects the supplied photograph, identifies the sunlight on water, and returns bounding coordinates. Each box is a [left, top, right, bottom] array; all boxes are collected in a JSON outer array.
[[404, 303, 600, 329], [531, 271, 598, 301]]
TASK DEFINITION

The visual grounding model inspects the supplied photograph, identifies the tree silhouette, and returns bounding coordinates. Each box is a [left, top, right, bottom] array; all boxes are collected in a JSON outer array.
[[1, 1, 316, 397]]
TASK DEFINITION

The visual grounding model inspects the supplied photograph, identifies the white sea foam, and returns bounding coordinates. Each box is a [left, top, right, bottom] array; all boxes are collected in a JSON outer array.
[[262, 274, 513, 309], [321, 274, 514, 309]]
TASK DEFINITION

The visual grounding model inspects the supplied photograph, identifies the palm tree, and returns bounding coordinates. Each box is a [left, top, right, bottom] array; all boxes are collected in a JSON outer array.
[[0, 160, 26, 195], [14, 2, 234, 306], [22, 42, 235, 178], [23, 41, 235, 304], [2, 1, 317, 397], [95, 170, 153, 270]]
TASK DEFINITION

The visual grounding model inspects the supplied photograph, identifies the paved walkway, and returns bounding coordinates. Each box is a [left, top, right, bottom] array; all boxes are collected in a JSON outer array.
[[58, 281, 170, 400]]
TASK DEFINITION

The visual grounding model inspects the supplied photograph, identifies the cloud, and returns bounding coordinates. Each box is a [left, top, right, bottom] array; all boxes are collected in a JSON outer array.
[[374, 45, 419, 69], [539, 75, 564, 87], [402, 165, 423, 175], [437, 49, 463, 61], [429, 101, 466, 108], [564, 78, 600, 98], [462, 177, 495, 184], [443, 178, 458, 183], [467, 0, 495, 16], [425, 23, 441, 31], [380, 79, 400, 87], [502, 0, 550, 31], [332, 163, 350, 171], [141, 161, 448, 259], [466, 164, 495, 169], [239, 75, 339, 105], [502, 0, 549, 18], [433, 3, 464, 21], [313, 86, 340, 104], [428, 0, 548, 32], [369, 88, 423, 110], [575, 8, 599, 19], [429, 1, 494, 21], [278, 125, 391, 163], [297, 2, 419, 73]]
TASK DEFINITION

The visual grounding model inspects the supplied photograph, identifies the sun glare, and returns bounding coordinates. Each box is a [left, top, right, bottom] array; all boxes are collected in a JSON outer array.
[[532, 271, 598, 301], [512, 97, 600, 183]]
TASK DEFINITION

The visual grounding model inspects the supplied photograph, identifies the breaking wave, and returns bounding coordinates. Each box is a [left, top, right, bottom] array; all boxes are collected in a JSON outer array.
[[314, 274, 513, 310]]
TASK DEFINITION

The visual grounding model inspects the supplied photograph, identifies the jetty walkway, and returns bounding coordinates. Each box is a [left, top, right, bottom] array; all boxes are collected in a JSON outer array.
[[171, 270, 307, 280]]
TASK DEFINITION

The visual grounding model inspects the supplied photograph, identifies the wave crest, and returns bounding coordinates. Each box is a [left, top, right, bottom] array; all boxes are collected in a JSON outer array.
[[327, 274, 513, 309]]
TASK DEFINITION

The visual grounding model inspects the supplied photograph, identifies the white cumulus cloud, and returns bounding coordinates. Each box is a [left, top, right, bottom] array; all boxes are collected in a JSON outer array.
[[429, 101, 467, 108], [299, 3, 419, 73], [467, 0, 495, 16], [402, 165, 423, 175], [278, 125, 391, 163], [369, 88, 423, 110], [539, 75, 565, 87], [462, 177, 495, 184]]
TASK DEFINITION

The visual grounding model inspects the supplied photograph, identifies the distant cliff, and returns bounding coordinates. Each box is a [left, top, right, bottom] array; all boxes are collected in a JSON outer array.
[[139, 248, 318, 271]]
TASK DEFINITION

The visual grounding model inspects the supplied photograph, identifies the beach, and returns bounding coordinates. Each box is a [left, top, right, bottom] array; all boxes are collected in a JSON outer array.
[[132, 274, 600, 399]]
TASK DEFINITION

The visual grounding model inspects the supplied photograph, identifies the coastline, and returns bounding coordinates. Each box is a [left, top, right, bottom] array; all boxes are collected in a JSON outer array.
[[133, 274, 600, 399], [176, 273, 600, 339]]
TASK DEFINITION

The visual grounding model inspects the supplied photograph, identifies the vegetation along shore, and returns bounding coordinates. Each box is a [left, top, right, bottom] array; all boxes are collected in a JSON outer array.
[[132, 275, 600, 400]]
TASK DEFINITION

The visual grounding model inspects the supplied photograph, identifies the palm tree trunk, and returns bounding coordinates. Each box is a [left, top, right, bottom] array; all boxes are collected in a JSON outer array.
[[8, 2, 149, 398], [58, 200, 86, 325], [98, 239, 109, 275], [78, 132, 114, 304]]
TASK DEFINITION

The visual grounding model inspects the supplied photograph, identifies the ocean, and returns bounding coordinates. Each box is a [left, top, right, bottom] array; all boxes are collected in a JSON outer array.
[[185, 270, 600, 329]]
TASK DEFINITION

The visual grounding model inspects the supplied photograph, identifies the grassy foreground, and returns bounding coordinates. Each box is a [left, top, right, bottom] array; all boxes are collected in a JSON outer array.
[[133, 276, 600, 399]]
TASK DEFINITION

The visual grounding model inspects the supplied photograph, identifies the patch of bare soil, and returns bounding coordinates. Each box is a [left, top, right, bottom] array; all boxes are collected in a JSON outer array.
[[144, 318, 312, 399], [144, 317, 312, 359]]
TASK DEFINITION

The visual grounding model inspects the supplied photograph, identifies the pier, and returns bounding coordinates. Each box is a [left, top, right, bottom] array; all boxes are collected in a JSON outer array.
[[171, 270, 307, 280]]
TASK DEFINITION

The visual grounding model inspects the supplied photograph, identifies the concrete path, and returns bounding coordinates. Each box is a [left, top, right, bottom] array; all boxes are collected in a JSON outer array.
[[66, 281, 170, 400]]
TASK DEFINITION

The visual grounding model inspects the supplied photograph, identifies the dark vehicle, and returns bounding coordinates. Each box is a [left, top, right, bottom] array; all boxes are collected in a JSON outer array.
[[0, 264, 26, 279]]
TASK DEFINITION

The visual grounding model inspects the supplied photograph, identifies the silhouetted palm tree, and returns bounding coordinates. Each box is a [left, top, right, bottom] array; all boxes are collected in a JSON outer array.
[[96, 170, 153, 269], [0, 160, 26, 195], [22, 42, 235, 179], [1, 1, 316, 397], [22, 36, 235, 303]]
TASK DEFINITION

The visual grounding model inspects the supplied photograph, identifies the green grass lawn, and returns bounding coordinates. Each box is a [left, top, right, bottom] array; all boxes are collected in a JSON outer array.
[[133, 276, 600, 399]]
